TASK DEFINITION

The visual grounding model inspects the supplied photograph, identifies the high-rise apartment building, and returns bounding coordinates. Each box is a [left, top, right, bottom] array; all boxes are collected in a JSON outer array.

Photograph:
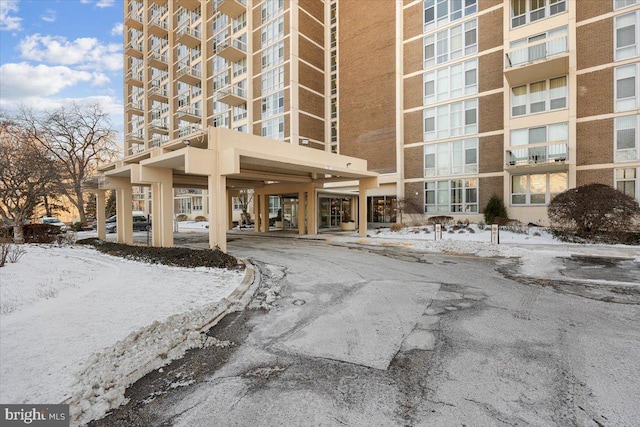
[[99, 0, 640, 249]]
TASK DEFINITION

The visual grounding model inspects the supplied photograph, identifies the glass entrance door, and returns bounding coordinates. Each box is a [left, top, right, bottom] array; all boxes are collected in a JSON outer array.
[[282, 199, 298, 230]]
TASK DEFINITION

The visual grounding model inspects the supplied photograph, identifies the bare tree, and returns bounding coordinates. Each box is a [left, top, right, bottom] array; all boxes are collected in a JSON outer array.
[[0, 116, 60, 243], [237, 189, 253, 225], [20, 103, 118, 222]]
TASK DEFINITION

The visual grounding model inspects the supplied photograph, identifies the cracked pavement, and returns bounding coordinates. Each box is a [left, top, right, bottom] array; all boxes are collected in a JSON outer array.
[[91, 235, 640, 426]]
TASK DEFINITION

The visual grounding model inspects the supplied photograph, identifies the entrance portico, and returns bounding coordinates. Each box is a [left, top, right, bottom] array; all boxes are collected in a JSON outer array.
[[97, 127, 378, 251]]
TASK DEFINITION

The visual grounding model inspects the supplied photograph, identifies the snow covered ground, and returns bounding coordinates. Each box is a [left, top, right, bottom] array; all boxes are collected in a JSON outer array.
[[0, 244, 244, 425]]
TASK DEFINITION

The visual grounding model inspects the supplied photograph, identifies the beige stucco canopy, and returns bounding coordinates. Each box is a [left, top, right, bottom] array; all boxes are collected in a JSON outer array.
[[97, 127, 378, 251]]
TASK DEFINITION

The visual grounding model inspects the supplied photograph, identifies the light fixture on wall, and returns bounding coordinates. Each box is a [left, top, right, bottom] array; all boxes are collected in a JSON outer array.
[[346, 162, 351, 168], [300, 138, 309, 146], [183, 139, 191, 146]]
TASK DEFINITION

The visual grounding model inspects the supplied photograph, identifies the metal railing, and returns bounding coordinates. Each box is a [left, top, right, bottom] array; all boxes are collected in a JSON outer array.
[[506, 36, 567, 68], [506, 142, 568, 167]]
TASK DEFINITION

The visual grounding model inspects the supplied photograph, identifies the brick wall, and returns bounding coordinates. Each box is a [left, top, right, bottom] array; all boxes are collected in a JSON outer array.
[[577, 0, 612, 23], [479, 134, 504, 174], [404, 39, 423, 75], [299, 87, 324, 118], [404, 75, 423, 110], [404, 110, 424, 145], [299, 37, 324, 70], [576, 119, 614, 165], [404, 146, 424, 179], [577, 168, 614, 187], [405, 181, 424, 209], [403, 2, 422, 41], [577, 18, 612, 70], [299, 112, 325, 143], [479, 93, 504, 133], [299, 7, 323, 46], [577, 69, 613, 118], [479, 50, 504, 93], [339, 0, 397, 173], [479, 176, 504, 213], [479, 9, 503, 52], [298, 0, 323, 23]]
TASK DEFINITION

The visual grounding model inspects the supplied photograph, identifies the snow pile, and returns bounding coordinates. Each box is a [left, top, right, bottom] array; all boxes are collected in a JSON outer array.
[[0, 245, 245, 425], [69, 299, 232, 425]]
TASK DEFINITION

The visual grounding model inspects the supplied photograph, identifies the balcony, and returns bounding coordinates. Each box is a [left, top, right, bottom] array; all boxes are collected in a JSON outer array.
[[177, 106, 202, 123], [125, 12, 143, 30], [127, 142, 146, 156], [125, 41, 144, 59], [126, 131, 145, 144], [148, 17, 168, 36], [126, 101, 144, 115], [178, 124, 203, 138], [149, 119, 169, 134], [125, 70, 144, 87], [148, 50, 168, 69], [175, 0, 201, 11], [176, 64, 202, 85], [213, 0, 246, 18], [506, 142, 568, 172], [148, 84, 168, 101], [215, 84, 246, 107], [176, 25, 201, 49], [213, 36, 246, 62], [504, 36, 568, 86]]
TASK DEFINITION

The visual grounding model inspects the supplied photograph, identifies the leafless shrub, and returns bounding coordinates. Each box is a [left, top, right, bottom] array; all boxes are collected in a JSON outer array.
[[389, 223, 405, 232], [0, 243, 9, 267], [548, 184, 640, 243], [7, 244, 26, 263]]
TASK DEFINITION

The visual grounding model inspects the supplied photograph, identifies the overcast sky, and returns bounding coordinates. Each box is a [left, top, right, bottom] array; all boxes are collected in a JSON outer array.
[[0, 0, 125, 139]]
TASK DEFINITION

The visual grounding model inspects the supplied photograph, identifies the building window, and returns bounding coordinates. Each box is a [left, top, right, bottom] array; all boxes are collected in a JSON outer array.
[[233, 58, 247, 77], [261, 41, 284, 70], [261, 66, 284, 94], [511, 0, 566, 28], [423, 0, 477, 32], [508, 26, 567, 67], [262, 117, 285, 140], [269, 195, 282, 215], [511, 172, 567, 205], [261, 0, 284, 23], [615, 63, 640, 111], [425, 178, 478, 213], [615, 115, 640, 161], [233, 104, 247, 121], [176, 198, 192, 214], [511, 76, 567, 117], [261, 16, 284, 47], [424, 59, 477, 104], [509, 123, 568, 165], [424, 98, 477, 141], [616, 167, 639, 200], [192, 197, 203, 211], [423, 19, 477, 69], [615, 0, 640, 11], [616, 11, 640, 61], [261, 91, 284, 118], [424, 139, 478, 177]]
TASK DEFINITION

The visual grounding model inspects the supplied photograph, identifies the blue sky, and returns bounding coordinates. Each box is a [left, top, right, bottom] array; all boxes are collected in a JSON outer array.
[[0, 0, 125, 137]]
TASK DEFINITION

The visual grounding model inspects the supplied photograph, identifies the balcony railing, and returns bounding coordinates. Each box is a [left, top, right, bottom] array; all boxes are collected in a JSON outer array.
[[176, 65, 202, 85], [125, 41, 144, 59], [506, 36, 568, 68], [178, 124, 203, 138], [148, 84, 168, 100], [213, 36, 246, 62], [127, 143, 146, 156], [149, 120, 169, 134], [126, 101, 144, 115], [148, 50, 168, 69], [176, 25, 202, 48], [125, 12, 143, 29], [148, 17, 168, 36], [126, 132, 144, 143], [213, 0, 247, 18], [506, 142, 568, 168], [215, 84, 247, 106], [177, 106, 202, 122]]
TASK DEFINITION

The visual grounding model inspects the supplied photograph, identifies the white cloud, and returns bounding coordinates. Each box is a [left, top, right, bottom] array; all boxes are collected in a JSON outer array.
[[111, 22, 123, 36], [41, 9, 56, 23], [18, 34, 123, 71], [0, 0, 22, 31], [96, 0, 116, 8], [0, 62, 110, 98]]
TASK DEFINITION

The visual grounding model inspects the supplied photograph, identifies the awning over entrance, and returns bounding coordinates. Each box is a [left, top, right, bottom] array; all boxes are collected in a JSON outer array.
[[97, 127, 379, 251]]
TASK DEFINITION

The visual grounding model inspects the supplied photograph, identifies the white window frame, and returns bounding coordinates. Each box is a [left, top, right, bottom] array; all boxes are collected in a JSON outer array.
[[615, 0, 640, 10], [511, 0, 567, 29], [261, 16, 284, 47], [615, 11, 640, 61], [510, 172, 567, 205], [615, 114, 640, 161], [424, 178, 478, 213], [615, 63, 640, 111], [424, 98, 478, 141], [423, 19, 477, 69], [261, 0, 284, 23], [423, 0, 478, 32], [261, 66, 284, 95], [424, 139, 478, 177], [424, 58, 478, 104], [261, 116, 285, 140], [261, 41, 285, 70], [615, 167, 640, 200], [176, 198, 192, 214], [261, 91, 285, 118], [511, 76, 568, 117]]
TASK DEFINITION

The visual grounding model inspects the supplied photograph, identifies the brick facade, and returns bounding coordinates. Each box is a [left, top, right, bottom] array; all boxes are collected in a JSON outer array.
[[577, 168, 615, 187], [577, 18, 613, 70], [479, 176, 504, 213], [479, 93, 504, 133], [576, 119, 614, 166], [577, 69, 614, 118], [479, 135, 504, 174], [404, 146, 424, 180]]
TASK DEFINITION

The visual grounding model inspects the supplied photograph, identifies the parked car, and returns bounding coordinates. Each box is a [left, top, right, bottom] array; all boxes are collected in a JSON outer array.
[[105, 212, 150, 233], [40, 216, 68, 231]]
